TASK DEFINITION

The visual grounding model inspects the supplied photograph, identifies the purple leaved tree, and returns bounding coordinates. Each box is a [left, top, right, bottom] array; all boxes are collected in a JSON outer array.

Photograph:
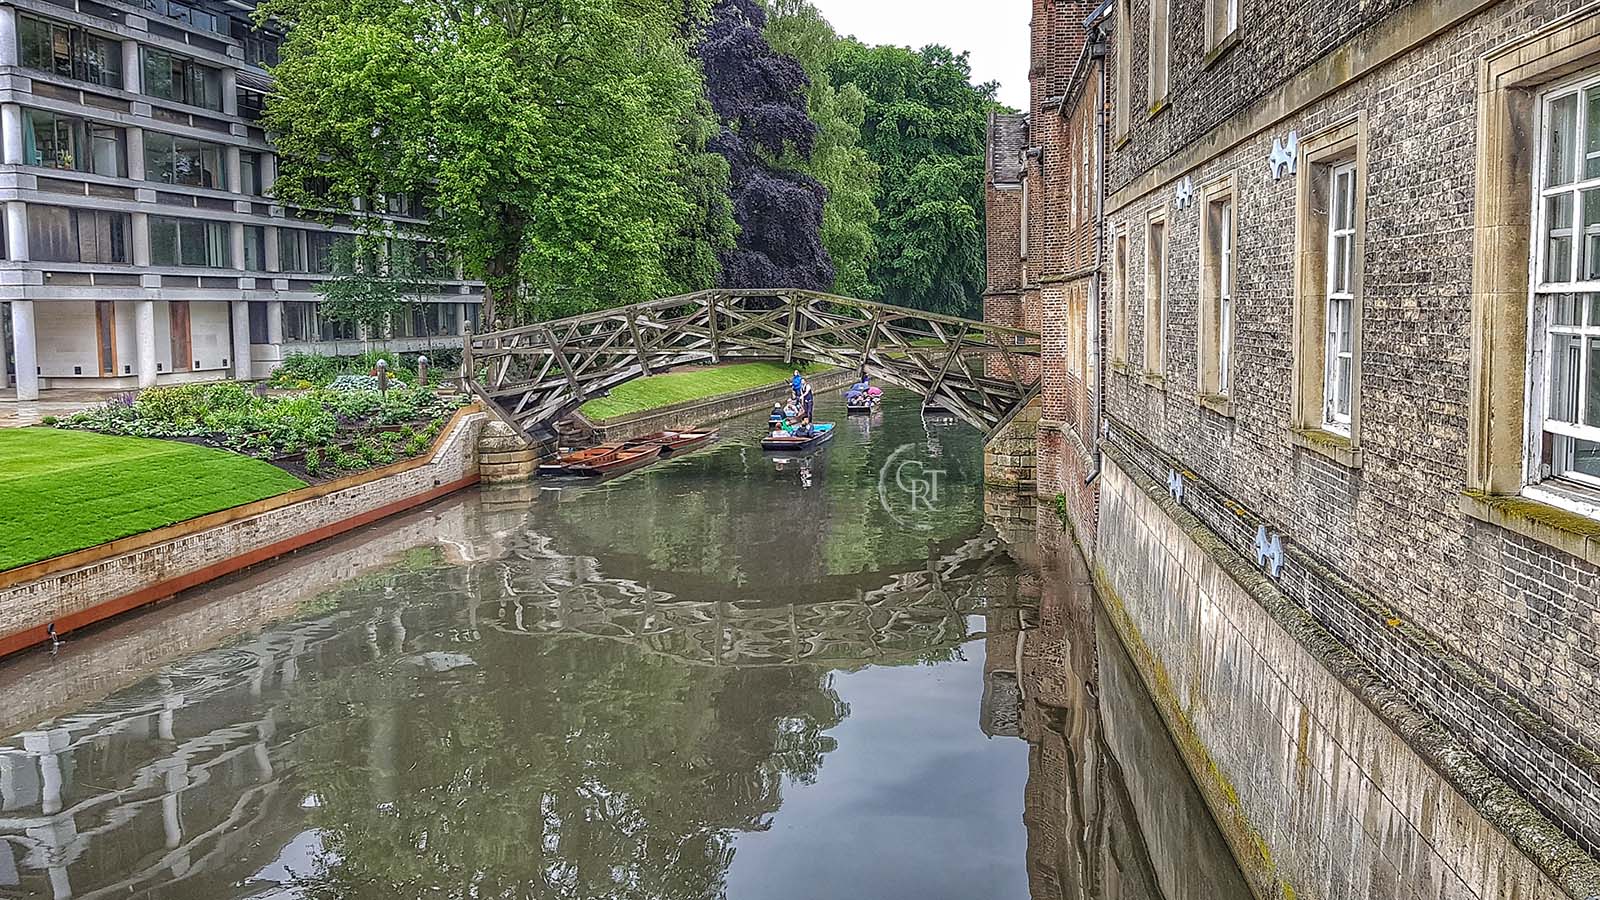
[[695, 0, 835, 291]]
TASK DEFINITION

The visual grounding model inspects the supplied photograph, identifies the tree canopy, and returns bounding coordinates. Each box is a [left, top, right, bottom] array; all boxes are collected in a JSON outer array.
[[262, 0, 728, 324], [831, 43, 1000, 317], [263, 0, 1002, 324]]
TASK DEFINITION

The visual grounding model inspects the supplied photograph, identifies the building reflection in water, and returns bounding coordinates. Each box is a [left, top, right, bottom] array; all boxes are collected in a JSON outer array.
[[0, 497, 1032, 900], [982, 531, 1252, 900]]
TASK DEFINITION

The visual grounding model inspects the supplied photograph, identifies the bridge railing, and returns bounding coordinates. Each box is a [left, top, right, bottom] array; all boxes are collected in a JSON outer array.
[[463, 289, 1041, 442]]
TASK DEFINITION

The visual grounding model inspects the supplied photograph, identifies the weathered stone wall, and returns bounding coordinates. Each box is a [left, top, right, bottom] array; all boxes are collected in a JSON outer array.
[[984, 399, 1040, 489], [1092, 452, 1598, 899], [0, 410, 485, 652], [1097, 0, 1600, 867]]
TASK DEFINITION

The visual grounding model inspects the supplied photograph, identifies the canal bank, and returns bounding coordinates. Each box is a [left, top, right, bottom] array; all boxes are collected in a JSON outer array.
[[0, 392, 1252, 898], [1042, 435, 1600, 899]]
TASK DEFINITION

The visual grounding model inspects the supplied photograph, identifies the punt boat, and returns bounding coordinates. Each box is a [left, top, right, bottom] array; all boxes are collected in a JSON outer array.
[[628, 430, 719, 456], [760, 423, 836, 452], [566, 443, 662, 478]]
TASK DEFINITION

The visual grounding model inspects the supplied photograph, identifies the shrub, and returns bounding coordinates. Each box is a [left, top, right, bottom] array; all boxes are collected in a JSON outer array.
[[39, 416, 57, 426]]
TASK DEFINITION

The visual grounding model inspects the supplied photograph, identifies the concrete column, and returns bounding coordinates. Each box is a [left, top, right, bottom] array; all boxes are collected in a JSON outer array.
[[10, 301, 38, 400], [225, 145, 241, 194], [229, 222, 245, 270], [0, 7, 18, 68], [126, 126, 145, 181], [135, 300, 157, 388], [1, 103, 23, 166], [260, 153, 276, 197], [122, 39, 141, 94], [266, 299, 283, 344], [263, 225, 280, 271], [230, 300, 250, 379], [220, 69, 237, 116], [5, 201, 27, 262], [131, 212, 150, 266]]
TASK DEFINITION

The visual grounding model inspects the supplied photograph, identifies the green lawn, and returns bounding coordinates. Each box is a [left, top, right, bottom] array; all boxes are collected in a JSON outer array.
[[0, 428, 306, 571], [579, 362, 831, 422]]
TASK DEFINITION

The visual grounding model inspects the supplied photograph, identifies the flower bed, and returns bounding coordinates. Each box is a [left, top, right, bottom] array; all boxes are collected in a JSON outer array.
[[54, 382, 466, 482]]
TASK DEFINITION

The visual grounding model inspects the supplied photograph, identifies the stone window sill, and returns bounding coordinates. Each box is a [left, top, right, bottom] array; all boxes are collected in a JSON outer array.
[[1202, 29, 1240, 70], [1459, 490, 1600, 568], [1140, 371, 1166, 390], [1289, 427, 1361, 469], [1197, 392, 1234, 418], [1148, 97, 1170, 120], [1111, 358, 1132, 376]]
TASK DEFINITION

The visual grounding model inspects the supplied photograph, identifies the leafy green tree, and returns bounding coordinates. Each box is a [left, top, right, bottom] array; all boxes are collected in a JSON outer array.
[[830, 43, 1000, 316], [315, 236, 441, 335], [262, 0, 724, 325], [764, 0, 879, 300]]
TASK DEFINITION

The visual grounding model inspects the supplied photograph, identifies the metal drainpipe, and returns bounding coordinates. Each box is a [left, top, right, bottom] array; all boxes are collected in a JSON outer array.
[[1085, 28, 1109, 486]]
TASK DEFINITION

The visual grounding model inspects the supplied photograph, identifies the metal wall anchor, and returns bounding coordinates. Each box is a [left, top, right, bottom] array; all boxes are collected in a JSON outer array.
[[1255, 525, 1285, 578]]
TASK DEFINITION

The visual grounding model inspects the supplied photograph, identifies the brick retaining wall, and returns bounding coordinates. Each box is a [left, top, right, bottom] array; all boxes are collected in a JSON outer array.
[[0, 409, 486, 658]]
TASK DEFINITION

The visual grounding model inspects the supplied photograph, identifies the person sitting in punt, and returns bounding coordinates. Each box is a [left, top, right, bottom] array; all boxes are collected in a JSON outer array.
[[793, 417, 815, 438], [783, 398, 802, 420], [769, 402, 786, 426]]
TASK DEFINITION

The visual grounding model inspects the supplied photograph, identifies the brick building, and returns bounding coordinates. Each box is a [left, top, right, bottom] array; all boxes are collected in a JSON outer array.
[[985, 0, 1104, 535], [991, 0, 1600, 893]]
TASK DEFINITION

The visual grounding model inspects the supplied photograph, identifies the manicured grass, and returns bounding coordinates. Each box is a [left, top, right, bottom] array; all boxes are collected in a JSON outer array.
[[579, 362, 831, 422], [0, 427, 306, 571]]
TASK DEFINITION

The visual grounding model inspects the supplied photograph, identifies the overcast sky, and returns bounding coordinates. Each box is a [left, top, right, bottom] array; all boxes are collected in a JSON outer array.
[[809, 0, 1031, 110]]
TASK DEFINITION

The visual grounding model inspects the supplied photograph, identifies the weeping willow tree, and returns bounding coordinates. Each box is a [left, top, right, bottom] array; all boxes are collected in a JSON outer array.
[[262, 0, 733, 325]]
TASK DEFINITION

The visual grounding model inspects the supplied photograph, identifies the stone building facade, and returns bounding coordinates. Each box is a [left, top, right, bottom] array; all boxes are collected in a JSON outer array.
[[0, 0, 481, 400], [985, 0, 1104, 536], [990, 0, 1600, 894]]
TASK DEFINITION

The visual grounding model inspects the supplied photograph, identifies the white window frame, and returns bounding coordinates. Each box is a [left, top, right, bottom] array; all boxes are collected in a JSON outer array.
[[1145, 213, 1167, 376], [1219, 198, 1234, 395], [1323, 162, 1356, 433], [1527, 70, 1600, 505]]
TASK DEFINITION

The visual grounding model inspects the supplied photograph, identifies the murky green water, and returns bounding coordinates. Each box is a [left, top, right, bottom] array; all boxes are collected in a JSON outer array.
[[0, 392, 1248, 899]]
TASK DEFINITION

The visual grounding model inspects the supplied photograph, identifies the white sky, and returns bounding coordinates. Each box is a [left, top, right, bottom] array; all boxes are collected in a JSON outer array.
[[809, 0, 1032, 110]]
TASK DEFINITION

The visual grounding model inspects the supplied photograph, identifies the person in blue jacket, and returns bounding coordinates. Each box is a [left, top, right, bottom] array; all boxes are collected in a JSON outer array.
[[791, 369, 804, 399]]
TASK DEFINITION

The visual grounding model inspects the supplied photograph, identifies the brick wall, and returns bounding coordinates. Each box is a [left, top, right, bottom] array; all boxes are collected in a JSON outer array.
[[1100, 0, 1600, 795]]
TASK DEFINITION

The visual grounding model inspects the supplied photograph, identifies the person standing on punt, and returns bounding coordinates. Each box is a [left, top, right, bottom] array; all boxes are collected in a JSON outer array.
[[801, 380, 815, 420], [791, 369, 804, 400]]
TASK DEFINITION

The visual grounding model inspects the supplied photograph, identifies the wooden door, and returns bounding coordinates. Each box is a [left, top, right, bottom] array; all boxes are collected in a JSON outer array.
[[94, 301, 116, 376], [169, 301, 191, 372]]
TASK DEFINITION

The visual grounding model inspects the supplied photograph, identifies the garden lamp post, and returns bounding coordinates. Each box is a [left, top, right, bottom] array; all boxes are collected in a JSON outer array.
[[376, 359, 389, 395], [417, 356, 429, 387]]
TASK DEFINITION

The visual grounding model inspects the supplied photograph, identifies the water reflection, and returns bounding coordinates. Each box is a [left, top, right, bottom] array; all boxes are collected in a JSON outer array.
[[0, 393, 1247, 899]]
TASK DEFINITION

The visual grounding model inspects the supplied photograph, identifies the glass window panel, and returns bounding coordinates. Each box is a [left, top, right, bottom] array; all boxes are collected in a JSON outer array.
[[87, 123, 123, 176], [1550, 332, 1582, 424], [1564, 437, 1600, 481], [243, 226, 265, 270], [1554, 293, 1583, 326], [1335, 357, 1352, 417], [1549, 93, 1579, 187], [1587, 337, 1600, 428], [27, 205, 75, 262], [1546, 193, 1575, 282], [1589, 292, 1600, 326], [142, 49, 176, 101], [1586, 88, 1600, 180], [150, 216, 178, 266], [1582, 189, 1600, 281]]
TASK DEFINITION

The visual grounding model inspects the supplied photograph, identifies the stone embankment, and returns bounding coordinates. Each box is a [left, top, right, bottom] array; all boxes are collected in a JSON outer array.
[[0, 407, 486, 659]]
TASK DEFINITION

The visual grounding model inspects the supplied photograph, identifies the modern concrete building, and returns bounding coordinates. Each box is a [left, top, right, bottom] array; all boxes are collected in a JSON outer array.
[[989, 0, 1600, 895], [0, 0, 481, 400]]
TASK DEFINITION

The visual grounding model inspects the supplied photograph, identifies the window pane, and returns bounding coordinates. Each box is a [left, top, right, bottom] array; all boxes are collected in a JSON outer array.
[[1335, 356, 1352, 418], [88, 123, 123, 176], [243, 226, 265, 270], [1589, 292, 1600, 326], [1546, 192, 1575, 282], [1554, 292, 1582, 326], [150, 216, 178, 265], [1332, 234, 1351, 294], [1587, 337, 1600, 428], [1586, 88, 1600, 180], [1550, 332, 1582, 424], [1549, 93, 1579, 187], [1337, 170, 1355, 231], [1582, 189, 1600, 281]]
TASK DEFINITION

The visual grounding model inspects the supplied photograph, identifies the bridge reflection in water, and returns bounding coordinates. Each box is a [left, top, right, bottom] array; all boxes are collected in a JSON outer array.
[[0, 395, 1245, 900]]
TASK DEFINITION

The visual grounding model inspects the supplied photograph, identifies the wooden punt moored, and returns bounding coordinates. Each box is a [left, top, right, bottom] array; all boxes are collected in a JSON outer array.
[[566, 443, 663, 478]]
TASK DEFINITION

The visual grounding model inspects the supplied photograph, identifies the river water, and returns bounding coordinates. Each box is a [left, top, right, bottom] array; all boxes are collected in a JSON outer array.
[[0, 392, 1249, 899]]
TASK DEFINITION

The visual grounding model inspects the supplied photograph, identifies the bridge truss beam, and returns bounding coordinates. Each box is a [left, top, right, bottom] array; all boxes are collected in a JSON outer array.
[[463, 289, 1041, 443]]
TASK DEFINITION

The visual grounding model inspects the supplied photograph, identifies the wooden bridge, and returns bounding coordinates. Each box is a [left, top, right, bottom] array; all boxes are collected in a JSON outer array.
[[462, 289, 1040, 442]]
